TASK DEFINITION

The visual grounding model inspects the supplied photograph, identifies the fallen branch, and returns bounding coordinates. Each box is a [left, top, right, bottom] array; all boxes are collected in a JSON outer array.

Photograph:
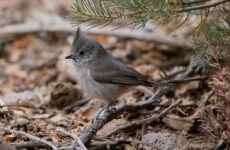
[[0, 22, 186, 48], [151, 76, 207, 86], [157, 68, 186, 81], [57, 139, 128, 150], [64, 98, 91, 113], [88, 139, 129, 149], [11, 141, 49, 149], [161, 76, 208, 84], [205, 88, 216, 105], [100, 100, 182, 138], [12, 141, 72, 149], [80, 58, 196, 144], [122, 103, 196, 108], [59, 130, 87, 150], [0, 125, 57, 150]]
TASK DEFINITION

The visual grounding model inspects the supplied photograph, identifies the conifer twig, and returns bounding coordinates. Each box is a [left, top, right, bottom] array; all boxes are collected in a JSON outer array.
[[176, 0, 229, 13]]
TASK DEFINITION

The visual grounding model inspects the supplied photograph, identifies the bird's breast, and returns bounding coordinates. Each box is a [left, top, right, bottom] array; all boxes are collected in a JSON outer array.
[[75, 67, 128, 103]]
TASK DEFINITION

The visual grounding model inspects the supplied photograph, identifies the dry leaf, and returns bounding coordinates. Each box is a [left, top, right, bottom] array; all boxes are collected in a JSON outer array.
[[4, 135, 17, 143], [130, 40, 154, 52], [162, 114, 194, 131], [97, 118, 127, 136], [3, 91, 40, 108], [27, 131, 35, 135], [49, 82, 82, 109], [175, 79, 199, 97], [50, 114, 65, 123], [5, 64, 28, 79], [90, 35, 108, 42], [142, 51, 166, 66], [0, 136, 17, 150], [135, 64, 156, 77], [10, 35, 36, 62], [0, 107, 15, 123], [26, 69, 56, 87], [77, 99, 102, 120]]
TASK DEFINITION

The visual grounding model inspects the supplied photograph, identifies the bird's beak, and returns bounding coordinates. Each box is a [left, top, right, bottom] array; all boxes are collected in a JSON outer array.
[[65, 54, 74, 59]]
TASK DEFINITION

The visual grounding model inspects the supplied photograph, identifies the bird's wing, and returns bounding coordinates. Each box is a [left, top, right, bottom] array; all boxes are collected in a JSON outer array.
[[90, 58, 153, 86]]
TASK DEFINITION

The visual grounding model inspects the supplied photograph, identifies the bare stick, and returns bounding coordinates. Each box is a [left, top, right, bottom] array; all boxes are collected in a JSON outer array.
[[0, 23, 186, 48], [176, 0, 229, 13], [58, 139, 127, 150], [0, 125, 57, 150], [205, 88, 216, 105], [150, 76, 207, 86], [156, 68, 186, 81], [101, 100, 182, 138], [59, 130, 87, 150], [88, 139, 128, 149], [11, 141, 49, 149], [64, 98, 90, 113], [162, 76, 208, 84]]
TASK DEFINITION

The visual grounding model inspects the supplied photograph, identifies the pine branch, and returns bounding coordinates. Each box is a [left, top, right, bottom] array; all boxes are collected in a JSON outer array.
[[70, 0, 230, 70], [70, 0, 171, 28], [70, 0, 229, 28], [176, 0, 229, 13]]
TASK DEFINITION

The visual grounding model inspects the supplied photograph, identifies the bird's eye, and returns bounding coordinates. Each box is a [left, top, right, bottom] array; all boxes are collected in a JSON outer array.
[[79, 51, 84, 56]]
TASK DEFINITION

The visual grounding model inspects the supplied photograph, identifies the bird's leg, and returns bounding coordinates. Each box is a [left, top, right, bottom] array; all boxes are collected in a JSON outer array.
[[96, 104, 110, 117], [93, 104, 110, 122]]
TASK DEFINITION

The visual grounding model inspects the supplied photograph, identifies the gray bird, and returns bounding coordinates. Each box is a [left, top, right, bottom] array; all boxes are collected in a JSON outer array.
[[65, 28, 155, 119]]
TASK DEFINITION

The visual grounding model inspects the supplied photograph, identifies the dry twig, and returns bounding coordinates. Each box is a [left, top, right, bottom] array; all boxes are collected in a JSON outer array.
[[64, 98, 91, 113], [59, 130, 87, 150], [100, 100, 182, 138], [11, 141, 49, 149], [205, 88, 216, 105], [0, 125, 58, 150], [88, 139, 128, 149], [0, 22, 186, 48], [157, 68, 186, 81], [161, 76, 208, 84]]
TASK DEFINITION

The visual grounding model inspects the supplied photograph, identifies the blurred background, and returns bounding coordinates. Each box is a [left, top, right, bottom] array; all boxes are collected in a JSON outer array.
[[0, 0, 191, 97]]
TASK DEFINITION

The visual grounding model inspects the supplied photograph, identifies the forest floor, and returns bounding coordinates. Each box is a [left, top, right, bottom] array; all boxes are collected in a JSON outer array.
[[0, 0, 221, 150]]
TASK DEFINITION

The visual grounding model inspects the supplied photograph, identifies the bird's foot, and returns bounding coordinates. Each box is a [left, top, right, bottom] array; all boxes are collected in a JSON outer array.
[[93, 104, 110, 123], [106, 107, 116, 114], [93, 104, 117, 123], [93, 115, 107, 123]]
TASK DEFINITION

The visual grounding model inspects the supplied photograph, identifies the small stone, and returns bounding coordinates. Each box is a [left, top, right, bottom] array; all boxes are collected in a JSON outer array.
[[3, 91, 40, 108], [141, 132, 185, 150], [17, 118, 30, 126]]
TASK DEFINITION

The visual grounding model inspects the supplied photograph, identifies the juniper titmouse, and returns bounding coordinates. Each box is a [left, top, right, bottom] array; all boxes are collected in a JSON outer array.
[[65, 28, 155, 117]]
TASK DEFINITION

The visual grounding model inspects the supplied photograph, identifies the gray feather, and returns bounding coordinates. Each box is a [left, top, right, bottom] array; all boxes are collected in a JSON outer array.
[[90, 54, 153, 86]]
